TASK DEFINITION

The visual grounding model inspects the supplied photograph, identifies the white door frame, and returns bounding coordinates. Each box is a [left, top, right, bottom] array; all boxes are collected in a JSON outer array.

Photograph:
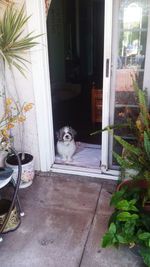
[[25, 0, 119, 179], [26, 0, 55, 171], [101, 0, 113, 171]]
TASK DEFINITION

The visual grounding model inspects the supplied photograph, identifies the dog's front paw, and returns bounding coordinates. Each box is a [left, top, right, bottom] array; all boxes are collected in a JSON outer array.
[[61, 156, 67, 162], [67, 157, 73, 162]]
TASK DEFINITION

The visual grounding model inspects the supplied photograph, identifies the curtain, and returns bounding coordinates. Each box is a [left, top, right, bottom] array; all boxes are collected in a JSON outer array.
[[45, 0, 51, 16]]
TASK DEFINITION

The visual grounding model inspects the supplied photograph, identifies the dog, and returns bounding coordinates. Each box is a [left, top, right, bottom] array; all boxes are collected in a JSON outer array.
[[56, 126, 77, 162]]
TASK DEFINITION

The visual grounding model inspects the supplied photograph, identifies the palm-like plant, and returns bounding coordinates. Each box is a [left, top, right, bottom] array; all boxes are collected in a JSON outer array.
[[0, 0, 12, 5], [0, 4, 40, 75], [0, 4, 40, 161]]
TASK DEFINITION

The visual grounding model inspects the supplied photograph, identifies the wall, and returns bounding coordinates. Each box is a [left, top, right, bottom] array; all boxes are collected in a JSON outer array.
[[0, 1, 40, 170]]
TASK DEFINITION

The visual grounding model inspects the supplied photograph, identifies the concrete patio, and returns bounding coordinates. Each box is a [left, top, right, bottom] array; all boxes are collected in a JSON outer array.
[[0, 173, 144, 267]]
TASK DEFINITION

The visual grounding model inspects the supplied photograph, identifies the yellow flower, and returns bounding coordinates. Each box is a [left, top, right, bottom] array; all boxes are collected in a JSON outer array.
[[18, 115, 26, 122], [23, 103, 33, 112], [6, 123, 14, 129], [1, 129, 9, 138], [6, 98, 12, 105], [136, 119, 143, 132]]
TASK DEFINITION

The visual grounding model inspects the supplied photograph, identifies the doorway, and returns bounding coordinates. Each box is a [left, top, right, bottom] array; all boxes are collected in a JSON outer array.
[[47, 0, 104, 168]]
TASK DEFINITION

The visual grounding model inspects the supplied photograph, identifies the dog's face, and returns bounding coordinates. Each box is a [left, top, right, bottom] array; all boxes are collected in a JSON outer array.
[[56, 126, 77, 142]]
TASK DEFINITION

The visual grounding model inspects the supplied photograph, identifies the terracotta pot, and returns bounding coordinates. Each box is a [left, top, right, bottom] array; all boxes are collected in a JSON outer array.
[[117, 179, 149, 191], [5, 153, 34, 189], [117, 179, 150, 212]]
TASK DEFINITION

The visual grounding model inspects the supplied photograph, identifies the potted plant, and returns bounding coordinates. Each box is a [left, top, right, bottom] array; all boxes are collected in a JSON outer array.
[[92, 79, 150, 209], [0, 96, 33, 186], [101, 186, 150, 267], [112, 80, 150, 209], [0, 3, 40, 188], [96, 80, 150, 266]]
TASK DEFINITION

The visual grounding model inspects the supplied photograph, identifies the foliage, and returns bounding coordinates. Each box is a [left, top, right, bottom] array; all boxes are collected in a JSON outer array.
[[99, 82, 150, 266], [0, 96, 33, 151], [0, 4, 40, 76], [98, 81, 150, 203], [101, 188, 150, 267], [0, 3, 40, 157], [0, 0, 13, 6]]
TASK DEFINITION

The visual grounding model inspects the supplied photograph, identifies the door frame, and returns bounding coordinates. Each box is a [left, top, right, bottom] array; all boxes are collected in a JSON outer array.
[[25, 0, 119, 179], [26, 0, 55, 171], [101, 0, 113, 171]]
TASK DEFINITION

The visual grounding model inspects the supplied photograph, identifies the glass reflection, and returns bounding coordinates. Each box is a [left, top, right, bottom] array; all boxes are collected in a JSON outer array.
[[117, 1, 148, 90]]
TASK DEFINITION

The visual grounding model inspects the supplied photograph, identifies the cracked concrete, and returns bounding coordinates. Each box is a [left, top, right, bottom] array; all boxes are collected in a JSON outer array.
[[0, 173, 144, 267]]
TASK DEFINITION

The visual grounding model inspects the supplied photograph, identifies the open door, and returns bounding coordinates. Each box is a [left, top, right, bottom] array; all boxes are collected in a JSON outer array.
[[102, 0, 150, 172], [47, 0, 105, 170]]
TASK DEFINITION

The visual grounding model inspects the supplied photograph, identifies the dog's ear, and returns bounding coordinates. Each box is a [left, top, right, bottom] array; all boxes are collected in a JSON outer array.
[[56, 131, 60, 140], [69, 127, 77, 137], [56, 128, 64, 141]]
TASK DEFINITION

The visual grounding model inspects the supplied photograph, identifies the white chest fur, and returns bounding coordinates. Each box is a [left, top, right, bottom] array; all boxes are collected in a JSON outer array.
[[57, 139, 76, 161]]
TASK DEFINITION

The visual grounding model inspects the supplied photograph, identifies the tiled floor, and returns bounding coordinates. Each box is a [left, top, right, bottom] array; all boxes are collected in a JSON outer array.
[[0, 173, 144, 267]]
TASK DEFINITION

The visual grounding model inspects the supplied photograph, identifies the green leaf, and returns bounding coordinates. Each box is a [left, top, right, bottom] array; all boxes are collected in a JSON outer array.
[[0, 4, 41, 76], [116, 199, 138, 212], [117, 212, 131, 221], [109, 223, 116, 234], [124, 221, 136, 237], [117, 212, 139, 222], [113, 151, 135, 169], [101, 232, 115, 248], [117, 235, 126, 244], [138, 232, 150, 241], [110, 188, 127, 206], [116, 200, 130, 210], [144, 131, 150, 160], [114, 135, 142, 156], [130, 214, 139, 220]]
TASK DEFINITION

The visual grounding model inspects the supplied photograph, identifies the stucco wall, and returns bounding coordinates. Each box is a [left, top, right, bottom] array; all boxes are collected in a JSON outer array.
[[0, 2, 40, 170]]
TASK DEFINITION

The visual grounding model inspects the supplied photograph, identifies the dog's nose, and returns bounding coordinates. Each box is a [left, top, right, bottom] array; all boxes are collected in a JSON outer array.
[[65, 135, 69, 139]]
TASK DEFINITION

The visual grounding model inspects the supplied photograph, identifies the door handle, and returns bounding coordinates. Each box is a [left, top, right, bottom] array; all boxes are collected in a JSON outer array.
[[106, 58, 109, 78]]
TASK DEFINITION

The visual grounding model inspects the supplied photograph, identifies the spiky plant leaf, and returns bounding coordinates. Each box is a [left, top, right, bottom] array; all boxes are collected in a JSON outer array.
[[144, 131, 150, 160], [132, 79, 149, 130], [113, 151, 135, 170], [114, 135, 142, 156], [0, 4, 41, 75], [0, 0, 13, 6]]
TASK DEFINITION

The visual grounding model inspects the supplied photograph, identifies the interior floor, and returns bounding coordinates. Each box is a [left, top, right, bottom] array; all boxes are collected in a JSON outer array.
[[55, 143, 101, 168]]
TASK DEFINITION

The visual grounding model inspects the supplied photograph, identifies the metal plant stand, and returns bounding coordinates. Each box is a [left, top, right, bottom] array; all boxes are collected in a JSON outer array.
[[0, 147, 23, 242]]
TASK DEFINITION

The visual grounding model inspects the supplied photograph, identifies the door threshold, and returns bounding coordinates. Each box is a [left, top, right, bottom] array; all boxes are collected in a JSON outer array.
[[51, 163, 118, 180], [55, 142, 101, 169]]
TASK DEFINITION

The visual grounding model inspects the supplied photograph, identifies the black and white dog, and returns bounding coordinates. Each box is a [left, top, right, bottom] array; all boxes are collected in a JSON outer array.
[[56, 126, 77, 162]]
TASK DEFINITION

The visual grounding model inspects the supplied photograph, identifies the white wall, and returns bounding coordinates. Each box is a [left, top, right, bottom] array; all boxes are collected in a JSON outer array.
[[0, 1, 40, 170]]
